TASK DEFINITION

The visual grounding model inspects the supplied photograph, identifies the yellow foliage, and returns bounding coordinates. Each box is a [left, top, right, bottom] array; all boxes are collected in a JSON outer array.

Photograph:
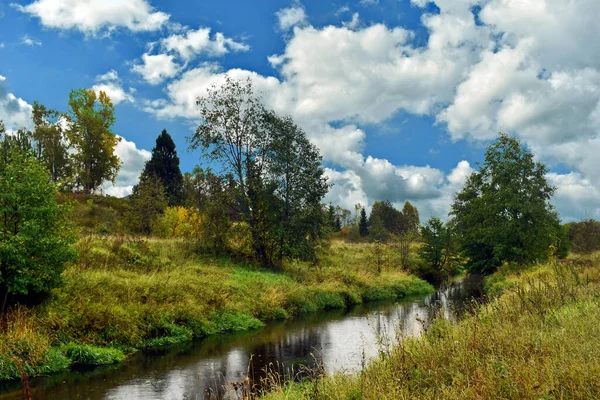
[[153, 206, 204, 239]]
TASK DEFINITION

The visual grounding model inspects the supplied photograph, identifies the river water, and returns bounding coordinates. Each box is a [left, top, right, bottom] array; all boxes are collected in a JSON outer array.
[[0, 275, 483, 400]]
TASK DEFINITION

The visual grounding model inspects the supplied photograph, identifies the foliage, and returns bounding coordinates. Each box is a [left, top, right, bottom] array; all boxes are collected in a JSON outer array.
[[142, 129, 183, 206], [369, 200, 403, 235], [368, 217, 389, 243], [66, 89, 121, 194], [31, 101, 72, 185], [569, 219, 600, 254], [451, 133, 560, 274], [125, 174, 167, 235], [0, 238, 433, 380], [418, 217, 457, 282], [401, 201, 420, 235], [358, 208, 369, 237], [189, 77, 329, 267], [0, 144, 76, 312], [153, 206, 203, 239]]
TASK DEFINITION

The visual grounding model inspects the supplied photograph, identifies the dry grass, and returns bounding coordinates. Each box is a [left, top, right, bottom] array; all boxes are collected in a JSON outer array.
[[264, 254, 600, 399]]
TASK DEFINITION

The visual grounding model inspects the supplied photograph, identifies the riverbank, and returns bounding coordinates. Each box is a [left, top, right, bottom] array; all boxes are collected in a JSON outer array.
[[0, 237, 433, 381], [264, 255, 600, 399]]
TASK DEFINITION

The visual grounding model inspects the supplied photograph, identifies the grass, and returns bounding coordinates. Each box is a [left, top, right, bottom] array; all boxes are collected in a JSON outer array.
[[0, 237, 433, 381], [263, 254, 600, 399]]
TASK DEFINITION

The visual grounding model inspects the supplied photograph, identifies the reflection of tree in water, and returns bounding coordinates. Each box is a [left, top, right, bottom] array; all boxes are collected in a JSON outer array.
[[4, 278, 484, 400]]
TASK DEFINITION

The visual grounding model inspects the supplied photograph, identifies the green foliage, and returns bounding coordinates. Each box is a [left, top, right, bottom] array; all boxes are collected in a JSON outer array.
[[142, 130, 183, 206], [31, 101, 72, 186], [0, 145, 76, 310], [190, 77, 329, 267], [359, 208, 369, 237], [64, 344, 124, 366], [569, 219, 600, 254], [451, 133, 560, 274], [418, 217, 458, 282], [401, 201, 420, 235], [125, 174, 167, 235], [368, 217, 389, 243], [66, 89, 121, 194], [369, 200, 403, 235]]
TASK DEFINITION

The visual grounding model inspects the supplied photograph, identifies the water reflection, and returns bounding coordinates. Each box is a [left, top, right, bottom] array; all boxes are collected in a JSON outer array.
[[0, 275, 483, 400]]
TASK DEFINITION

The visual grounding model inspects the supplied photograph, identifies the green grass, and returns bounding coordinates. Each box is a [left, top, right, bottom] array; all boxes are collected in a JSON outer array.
[[0, 237, 433, 381], [263, 255, 600, 399]]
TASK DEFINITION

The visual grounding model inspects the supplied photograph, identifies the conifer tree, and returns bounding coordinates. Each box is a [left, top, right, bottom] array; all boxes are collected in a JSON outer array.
[[143, 130, 183, 206], [359, 208, 369, 237]]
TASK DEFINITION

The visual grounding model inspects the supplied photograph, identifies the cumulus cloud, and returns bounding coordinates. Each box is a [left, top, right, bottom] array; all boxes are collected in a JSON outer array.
[[132, 53, 181, 85], [131, 27, 249, 85], [13, 0, 169, 35], [92, 70, 135, 105], [276, 4, 308, 31], [0, 75, 32, 130], [102, 136, 151, 197], [142, 0, 600, 219]]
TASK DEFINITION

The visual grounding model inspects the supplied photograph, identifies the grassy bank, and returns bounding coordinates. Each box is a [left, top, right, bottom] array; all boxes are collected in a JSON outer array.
[[0, 237, 433, 381], [264, 255, 600, 399]]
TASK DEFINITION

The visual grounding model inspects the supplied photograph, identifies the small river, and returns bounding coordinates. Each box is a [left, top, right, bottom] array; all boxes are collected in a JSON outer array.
[[0, 275, 483, 400]]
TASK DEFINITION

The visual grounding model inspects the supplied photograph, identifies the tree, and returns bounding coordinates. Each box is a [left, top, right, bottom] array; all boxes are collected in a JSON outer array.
[[369, 216, 389, 242], [369, 200, 403, 234], [359, 208, 369, 237], [451, 133, 560, 273], [419, 217, 455, 273], [570, 219, 600, 254], [0, 139, 76, 313], [401, 201, 420, 235], [66, 89, 121, 194], [142, 130, 183, 206], [32, 101, 71, 184], [125, 174, 167, 235], [190, 77, 329, 267]]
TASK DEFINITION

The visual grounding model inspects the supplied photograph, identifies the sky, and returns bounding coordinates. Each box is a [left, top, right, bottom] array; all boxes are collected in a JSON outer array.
[[1, 0, 599, 222]]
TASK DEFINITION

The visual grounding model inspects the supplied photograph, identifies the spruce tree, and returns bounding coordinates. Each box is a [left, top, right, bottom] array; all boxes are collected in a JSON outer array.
[[359, 208, 369, 237], [143, 130, 183, 206]]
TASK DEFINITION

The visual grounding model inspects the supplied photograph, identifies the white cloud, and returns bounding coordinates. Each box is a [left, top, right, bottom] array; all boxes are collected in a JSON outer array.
[[360, 0, 378, 5], [14, 0, 169, 35], [343, 13, 360, 30], [0, 75, 33, 130], [132, 53, 181, 85], [161, 27, 250, 61], [131, 27, 249, 85], [276, 5, 307, 31], [92, 70, 135, 105], [21, 35, 42, 46], [142, 0, 600, 220], [102, 136, 151, 197]]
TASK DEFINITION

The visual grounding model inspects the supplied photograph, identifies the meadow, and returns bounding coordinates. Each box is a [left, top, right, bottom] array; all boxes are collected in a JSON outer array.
[[0, 236, 433, 381], [262, 254, 600, 399]]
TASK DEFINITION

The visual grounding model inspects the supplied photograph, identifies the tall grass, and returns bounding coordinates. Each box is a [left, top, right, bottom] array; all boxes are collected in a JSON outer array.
[[263, 255, 600, 399], [0, 237, 433, 381]]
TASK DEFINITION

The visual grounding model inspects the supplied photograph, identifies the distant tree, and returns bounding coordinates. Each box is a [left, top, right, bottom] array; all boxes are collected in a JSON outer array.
[[369, 216, 389, 243], [401, 201, 420, 235], [451, 134, 560, 273], [327, 204, 336, 230], [419, 217, 455, 273], [335, 206, 352, 227], [142, 130, 183, 206], [0, 142, 76, 313], [66, 89, 121, 194], [359, 208, 369, 237], [369, 200, 403, 234], [126, 174, 167, 235], [397, 231, 417, 270], [32, 101, 71, 184], [570, 219, 600, 254], [334, 215, 342, 231]]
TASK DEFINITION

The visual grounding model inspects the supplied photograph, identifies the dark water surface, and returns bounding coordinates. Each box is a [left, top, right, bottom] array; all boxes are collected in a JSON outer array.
[[0, 275, 483, 400]]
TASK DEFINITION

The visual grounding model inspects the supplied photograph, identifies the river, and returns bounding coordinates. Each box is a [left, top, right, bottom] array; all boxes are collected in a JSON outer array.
[[0, 275, 483, 400]]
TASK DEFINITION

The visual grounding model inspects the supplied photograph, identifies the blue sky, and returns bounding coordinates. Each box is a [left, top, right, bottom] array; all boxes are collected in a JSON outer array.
[[1, 0, 600, 222]]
